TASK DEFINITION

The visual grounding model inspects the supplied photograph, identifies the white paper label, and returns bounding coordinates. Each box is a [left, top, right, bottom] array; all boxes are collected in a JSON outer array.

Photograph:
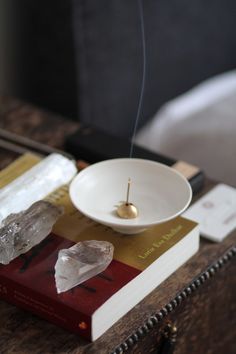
[[183, 184, 236, 242]]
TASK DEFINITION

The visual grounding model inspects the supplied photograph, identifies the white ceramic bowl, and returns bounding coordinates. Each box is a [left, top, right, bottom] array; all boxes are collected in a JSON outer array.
[[69, 158, 192, 234]]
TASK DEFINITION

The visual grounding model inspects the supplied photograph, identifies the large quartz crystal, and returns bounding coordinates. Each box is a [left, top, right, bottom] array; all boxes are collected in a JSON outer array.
[[55, 240, 114, 293], [0, 201, 63, 265], [0, 153, 77, 226]]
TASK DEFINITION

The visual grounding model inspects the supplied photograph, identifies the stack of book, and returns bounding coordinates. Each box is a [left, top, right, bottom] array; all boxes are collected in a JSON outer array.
[[0, 153, 199, 341]]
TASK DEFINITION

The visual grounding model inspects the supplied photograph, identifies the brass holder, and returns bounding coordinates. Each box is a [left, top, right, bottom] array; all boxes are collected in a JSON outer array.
[[116, 179, 139, 219]]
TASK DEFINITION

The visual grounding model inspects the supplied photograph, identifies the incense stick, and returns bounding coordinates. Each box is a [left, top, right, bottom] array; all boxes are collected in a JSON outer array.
[[0, 128, 73, 159]]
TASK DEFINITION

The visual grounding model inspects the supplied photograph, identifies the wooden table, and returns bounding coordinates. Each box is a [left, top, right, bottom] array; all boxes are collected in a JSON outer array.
[[0, 96, 235, 354]]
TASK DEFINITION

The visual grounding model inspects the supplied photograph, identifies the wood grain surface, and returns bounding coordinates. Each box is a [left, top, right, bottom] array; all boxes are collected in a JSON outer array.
[[0, 96, 235, 354]]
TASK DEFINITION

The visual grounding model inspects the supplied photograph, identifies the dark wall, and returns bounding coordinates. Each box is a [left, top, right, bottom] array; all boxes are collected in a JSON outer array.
[[8, 0, 236, 137], [73, 0, 236, 137], [14, 0, 78, 119]]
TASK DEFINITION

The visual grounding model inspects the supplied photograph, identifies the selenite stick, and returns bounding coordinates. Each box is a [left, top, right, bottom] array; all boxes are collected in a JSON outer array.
[[0, 153, 77, 225]]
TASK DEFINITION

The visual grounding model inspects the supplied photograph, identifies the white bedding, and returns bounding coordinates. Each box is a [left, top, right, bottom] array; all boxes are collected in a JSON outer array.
[[136, 70, 236, 186]]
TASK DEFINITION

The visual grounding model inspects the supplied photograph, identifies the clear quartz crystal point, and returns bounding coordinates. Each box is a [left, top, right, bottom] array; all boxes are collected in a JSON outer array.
[[0, 201, 64, 265], [55, 240, 114, 294]]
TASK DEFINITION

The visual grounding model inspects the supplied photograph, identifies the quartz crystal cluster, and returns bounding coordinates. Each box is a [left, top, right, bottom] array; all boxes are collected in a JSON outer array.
[[0, 153, 76, 226], [0, 201, 63, 265], [55, 240, 114, 293]]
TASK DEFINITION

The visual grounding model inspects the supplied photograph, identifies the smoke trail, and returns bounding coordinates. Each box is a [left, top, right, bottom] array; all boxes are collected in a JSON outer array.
[[129, 0, 146, 158]]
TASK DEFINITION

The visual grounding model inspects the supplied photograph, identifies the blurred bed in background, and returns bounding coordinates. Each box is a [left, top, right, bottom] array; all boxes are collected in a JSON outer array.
[[136, 71, 236, 186]]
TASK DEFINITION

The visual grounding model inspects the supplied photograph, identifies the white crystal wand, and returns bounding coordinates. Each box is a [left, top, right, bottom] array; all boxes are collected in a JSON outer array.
[[0, 153, 77, 226]]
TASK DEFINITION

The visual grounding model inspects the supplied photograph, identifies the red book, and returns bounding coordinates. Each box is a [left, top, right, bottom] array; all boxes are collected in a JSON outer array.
[[0, 154, 199, 341]]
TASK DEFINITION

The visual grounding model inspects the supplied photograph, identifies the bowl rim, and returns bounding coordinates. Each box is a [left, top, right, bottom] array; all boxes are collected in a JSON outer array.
[[69, 158, 192, 229]]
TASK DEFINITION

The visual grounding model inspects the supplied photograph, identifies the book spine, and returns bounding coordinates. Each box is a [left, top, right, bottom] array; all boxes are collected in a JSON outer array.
[[0, 274, 92, 341]]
